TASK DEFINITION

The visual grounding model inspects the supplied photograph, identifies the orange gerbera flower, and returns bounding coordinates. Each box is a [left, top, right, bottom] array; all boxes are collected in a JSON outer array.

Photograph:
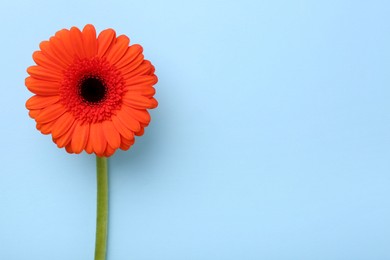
[[25, 24, 158, 157]]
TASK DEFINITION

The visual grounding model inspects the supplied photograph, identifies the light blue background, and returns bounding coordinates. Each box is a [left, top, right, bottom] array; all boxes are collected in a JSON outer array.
[[0, 0, 389, 259]]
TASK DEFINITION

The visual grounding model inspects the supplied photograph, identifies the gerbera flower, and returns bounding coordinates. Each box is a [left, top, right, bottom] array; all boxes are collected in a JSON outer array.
[[25, 24, 158, 157]]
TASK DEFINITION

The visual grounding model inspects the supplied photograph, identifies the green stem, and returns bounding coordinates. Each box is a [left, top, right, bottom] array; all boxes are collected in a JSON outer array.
[[95, 156, 108, 260]]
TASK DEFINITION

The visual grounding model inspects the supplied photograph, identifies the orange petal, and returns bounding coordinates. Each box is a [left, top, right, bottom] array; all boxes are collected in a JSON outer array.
[[115, 106, 141, 132], [47, 37, 74, 65], [103, 144, 116, 157], [120, 54, 144, 78], [127, 108, 151, 125], [149, 98, 158, 108], [32, 51, 66, 72], [25, 77, 60, 96], [97, 29, 116, 57], [147, 63, 156, 75], [29, 109, 41, 118], [125, 85, 156, 97], [71, 123, 90, 154], [124, 75, 158, 88], [115, 44, 143, 69], [27, 66, 62, 81], [70, 27, 86, 59], [120, 135, 135, 151], [134, 126, 144, 136], [106, 35, 130, 65], [51, 112, 75, 139], [111, 115, 134, 140], [121, 60, 152, 79], [37, 119, 56, 135], [82, 24, 97, 58], [54, 120, 77, 148], [85, 130, 94, 154], [39, 40, 70, 68], [90, 123, 107, 156], [35, 103, 66, 124], [123, 93, 158, 109], [26, 95, 60, 110], [102, 120, 121, 149], [65, 143, 74, 154], [55, 29, 76, 61]]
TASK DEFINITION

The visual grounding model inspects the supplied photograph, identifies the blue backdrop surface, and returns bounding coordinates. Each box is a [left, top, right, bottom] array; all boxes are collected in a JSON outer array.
[[0, 0, 389, 259]]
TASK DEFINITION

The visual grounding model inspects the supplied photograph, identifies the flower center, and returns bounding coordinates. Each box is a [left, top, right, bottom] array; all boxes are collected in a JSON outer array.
[[60, 57, 124, 124], [80, 77, 107, 103]]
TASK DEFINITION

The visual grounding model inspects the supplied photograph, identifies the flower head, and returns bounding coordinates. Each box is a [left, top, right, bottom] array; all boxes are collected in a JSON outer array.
[[25, 24, 158, 157]]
